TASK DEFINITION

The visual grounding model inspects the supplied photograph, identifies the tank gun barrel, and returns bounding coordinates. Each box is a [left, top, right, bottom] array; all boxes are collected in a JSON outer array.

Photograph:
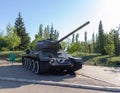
[[58, 21, 90, 43]]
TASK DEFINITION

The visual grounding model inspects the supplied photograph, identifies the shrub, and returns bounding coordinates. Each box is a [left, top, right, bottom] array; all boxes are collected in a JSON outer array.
[[1, 47, 10, 51], [107, 57, 120, 67]]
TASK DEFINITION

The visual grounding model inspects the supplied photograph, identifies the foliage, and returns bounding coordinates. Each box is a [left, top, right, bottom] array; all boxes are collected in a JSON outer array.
[[31, 24, 59, 49], [71, 52, 120, 67], [104, 33, 114, 55], [14, 12, 30, 50], [0, 37, 8, 49], [61, 41, 67, 50], [0, 51, 25, 62], [107, 57, 120, 67], [67, 42, 80, 53], [114, 28, 120, 56], [1, 47, 10, 51], [72, 34, 75, 42], [98, 21, 106, 55], [91, 33, 95, 53], [104, 44, 114, 55], [31, 35, 41, 49], [6, 23, 21, 51], [67, 21, 116, 55], [36, 24, 59, 40], [70, 42, 78, 53], [44, 25, 50, 39], [84, 31, 87, 43]]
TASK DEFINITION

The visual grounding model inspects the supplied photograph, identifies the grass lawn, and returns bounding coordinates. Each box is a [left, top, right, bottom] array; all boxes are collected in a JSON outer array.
[[0, 51, 25, 62], [1, 51, 120, 67], [70, 52, 120, 67]]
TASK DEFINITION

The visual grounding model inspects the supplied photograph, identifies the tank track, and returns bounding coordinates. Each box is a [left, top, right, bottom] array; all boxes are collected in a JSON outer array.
[[22, 56, 49, 74]]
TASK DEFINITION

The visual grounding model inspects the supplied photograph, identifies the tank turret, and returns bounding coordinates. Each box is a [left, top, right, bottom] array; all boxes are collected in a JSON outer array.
[[35, 21, 90, 51], [22, 21, 90, 74]]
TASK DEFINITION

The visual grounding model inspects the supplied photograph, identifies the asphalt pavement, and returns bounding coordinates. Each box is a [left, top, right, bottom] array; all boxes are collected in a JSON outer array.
[[0, 60, 120, 92]]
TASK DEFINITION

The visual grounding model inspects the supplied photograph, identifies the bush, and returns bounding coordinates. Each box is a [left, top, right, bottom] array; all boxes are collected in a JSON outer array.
[[104, 44, 114, 55], [1, 47, 10, 51], [74, 53, 120, 67], [107, 57, 120, 67]]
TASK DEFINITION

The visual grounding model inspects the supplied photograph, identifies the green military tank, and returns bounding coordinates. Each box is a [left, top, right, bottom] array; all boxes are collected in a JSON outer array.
[[22, 21, 90, 74]]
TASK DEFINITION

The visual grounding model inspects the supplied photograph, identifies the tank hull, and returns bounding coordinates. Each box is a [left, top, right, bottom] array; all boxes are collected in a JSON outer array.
[[22, 50, 82, 74]]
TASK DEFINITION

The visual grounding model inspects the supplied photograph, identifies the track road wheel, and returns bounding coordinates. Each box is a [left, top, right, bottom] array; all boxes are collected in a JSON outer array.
[[25, 58, 29, 69], [31, 60, 35, 72], [34, 60, 40, 74], [24, 58, 27, 67], [28, 59, 32, 70]]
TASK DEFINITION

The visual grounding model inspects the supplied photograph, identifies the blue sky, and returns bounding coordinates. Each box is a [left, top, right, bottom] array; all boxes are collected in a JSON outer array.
[[0, 0, 120, 41]]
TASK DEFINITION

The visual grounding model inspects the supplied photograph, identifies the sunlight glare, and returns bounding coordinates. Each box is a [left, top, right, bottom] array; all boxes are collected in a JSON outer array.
[[101, 0, 120, 31]]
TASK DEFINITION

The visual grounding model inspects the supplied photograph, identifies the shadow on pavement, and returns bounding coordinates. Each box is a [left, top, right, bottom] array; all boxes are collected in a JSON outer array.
[[0, 63, 76, 89]]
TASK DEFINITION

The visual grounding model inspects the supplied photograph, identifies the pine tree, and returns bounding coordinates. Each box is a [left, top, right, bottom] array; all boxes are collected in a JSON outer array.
[[114, 29, 120, 56], [31, 24, 59, 49], [14, 12, 30, 50], [92, 33, 95, 53], [84, 31, 87, 43], [76, 33, 79, 42], [38, 24, 43, 38], [84, 31, 88, 52], [72, 34, 75, 42], [44, 25, 50, 39], [49, 24, 59, 40], [98, 21, 106, 55], [50, 24, 54, 39]]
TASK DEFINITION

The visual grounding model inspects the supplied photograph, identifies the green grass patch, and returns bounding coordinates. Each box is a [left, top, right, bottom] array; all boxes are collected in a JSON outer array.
[[1, 51, 120, 67], [70, 52, 120, 67], [0, 51, 25, 62]]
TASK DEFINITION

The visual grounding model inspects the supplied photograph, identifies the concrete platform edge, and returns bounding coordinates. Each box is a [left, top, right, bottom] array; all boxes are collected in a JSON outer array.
[[0, 76, 120, 92]]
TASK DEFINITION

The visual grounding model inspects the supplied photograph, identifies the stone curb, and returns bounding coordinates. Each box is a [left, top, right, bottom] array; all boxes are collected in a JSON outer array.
[[0, 77, 120, 92]]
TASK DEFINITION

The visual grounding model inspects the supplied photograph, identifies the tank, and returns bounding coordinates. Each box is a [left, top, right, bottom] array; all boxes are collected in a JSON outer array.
[[22, 21, 90, 74]]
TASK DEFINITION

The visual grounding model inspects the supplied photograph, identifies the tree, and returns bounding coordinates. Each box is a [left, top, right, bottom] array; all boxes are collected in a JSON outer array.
[[98, 21, 106, 55], [84, 31, 87, 43], [61, 41, 67, 50], [72, 34, 75, 42], [92, 33, 95, 53], [0, 32, 7, 50], [76, 33, 79, 42], [53, 29, 59, 39], [95, 34, 100, 53], [6, 23, 21, 51], [43, 24, 59, 40], [67, 42, 79, 53], [0, 31, 3, 37], [31, 24, 59, 49], [50, 24, 54, 39], [44, 25, 50, 39], [38, 24, 43, 38], [14, 12, 30, 50], [49, 24, 59, 40], [84, 31, 88, 52], [114, 29, 120, 56], [31, 35, 41, 49], [104, 33, 114, 55]]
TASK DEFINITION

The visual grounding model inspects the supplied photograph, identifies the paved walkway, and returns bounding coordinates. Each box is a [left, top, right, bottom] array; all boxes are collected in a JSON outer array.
[[77, 65, 120, 86], [0, 60, 120, 92]]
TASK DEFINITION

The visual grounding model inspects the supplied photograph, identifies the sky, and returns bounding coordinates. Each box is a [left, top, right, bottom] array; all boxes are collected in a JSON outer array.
[[0, 0, 120, 42]]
